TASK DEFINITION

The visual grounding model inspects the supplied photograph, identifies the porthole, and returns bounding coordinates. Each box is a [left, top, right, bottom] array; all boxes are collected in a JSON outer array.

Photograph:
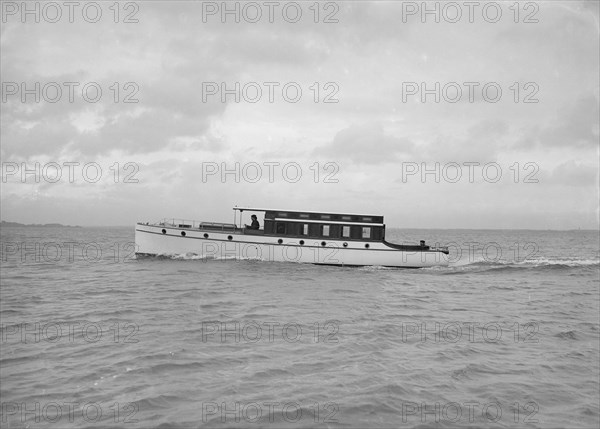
[[181, 231, 186, 237], [204, 233, 209, 238], [299, 240, 305, 245], [228, 235, 233, 241], [343, 242, 348, 247], [365, 243, 370, 249], [278, 239, 283, 244], [321, 241, 326, 247], [162, 229, 166, 234]]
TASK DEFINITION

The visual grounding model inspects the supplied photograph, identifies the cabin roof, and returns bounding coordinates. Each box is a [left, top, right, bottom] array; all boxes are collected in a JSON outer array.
[[232, 206, 383, 218]]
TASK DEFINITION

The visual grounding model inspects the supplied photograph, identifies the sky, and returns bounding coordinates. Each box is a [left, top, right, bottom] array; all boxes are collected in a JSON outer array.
[[1, 0, 599, 229]]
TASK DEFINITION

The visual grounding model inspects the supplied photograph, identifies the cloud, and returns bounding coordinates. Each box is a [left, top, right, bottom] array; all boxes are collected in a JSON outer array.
[[517, 95, 599, 149], [313, 122, 415, 164], [547, 160, 599, 187], [421, 119, 509, 162]]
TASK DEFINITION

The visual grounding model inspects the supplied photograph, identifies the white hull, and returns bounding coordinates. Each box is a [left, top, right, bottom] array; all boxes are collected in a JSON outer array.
[[135, 223, 448, 268]]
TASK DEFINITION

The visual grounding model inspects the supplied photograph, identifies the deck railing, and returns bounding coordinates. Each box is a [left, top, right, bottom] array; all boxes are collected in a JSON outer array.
[[157, 218, 238, 231]]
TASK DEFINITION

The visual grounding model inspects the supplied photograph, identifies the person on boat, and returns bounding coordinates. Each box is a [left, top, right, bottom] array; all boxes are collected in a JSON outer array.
[[245, 215, 260, 230]]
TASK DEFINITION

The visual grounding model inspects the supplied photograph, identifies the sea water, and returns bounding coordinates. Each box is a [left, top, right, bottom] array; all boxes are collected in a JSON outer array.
[[1, 226, 598, 428]]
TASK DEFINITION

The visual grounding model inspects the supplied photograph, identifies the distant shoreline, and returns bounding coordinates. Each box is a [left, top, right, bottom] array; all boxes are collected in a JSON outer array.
[[1, 221, 81, 228]]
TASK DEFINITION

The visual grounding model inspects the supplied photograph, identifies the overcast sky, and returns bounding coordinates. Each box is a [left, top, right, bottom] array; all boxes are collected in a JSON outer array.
[[1, 0, 598, 229]]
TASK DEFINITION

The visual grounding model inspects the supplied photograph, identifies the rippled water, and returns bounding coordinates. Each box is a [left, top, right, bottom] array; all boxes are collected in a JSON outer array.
[[1, 226, 598, 428]]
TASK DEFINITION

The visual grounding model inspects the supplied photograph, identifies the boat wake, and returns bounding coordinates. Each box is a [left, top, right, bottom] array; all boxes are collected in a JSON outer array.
[[136, 253, 599, 274], [136, 252, 269, 262], [443, 257, 600, 273]]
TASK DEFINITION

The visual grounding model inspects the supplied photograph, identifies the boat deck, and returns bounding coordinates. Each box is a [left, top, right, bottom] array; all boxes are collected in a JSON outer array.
[[149, 219, 265, 234]]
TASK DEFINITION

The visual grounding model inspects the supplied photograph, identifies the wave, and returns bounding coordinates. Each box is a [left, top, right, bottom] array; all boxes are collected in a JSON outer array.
[[515, 257, 600, 267], [444, 257, 599, 274], [555, 330, 579, 340]]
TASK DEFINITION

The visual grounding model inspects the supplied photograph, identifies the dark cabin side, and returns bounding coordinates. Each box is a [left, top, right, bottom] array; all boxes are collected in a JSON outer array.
[[262, 210, 385, 242]]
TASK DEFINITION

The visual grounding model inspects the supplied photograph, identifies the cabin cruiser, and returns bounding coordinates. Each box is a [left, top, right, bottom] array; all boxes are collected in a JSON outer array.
[[135, 206, 449, 268]]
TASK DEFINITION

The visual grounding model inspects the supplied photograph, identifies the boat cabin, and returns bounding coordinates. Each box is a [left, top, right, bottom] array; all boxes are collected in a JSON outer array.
[[235, 207, 385, 242]]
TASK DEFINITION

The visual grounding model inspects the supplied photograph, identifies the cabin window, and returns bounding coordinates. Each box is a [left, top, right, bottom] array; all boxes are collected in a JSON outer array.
[[362, 217, 373, 222], [299, 214, 309, 219], [342, 226, 350, 237], [321, 215, 331, 220], [341, 216, 352, 221], [299, 224, 308, 235], [276, 222, 287, 234], [278, 212, 289, 217], [321, 225, 330, 237], [362, 227, 371, 239]]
